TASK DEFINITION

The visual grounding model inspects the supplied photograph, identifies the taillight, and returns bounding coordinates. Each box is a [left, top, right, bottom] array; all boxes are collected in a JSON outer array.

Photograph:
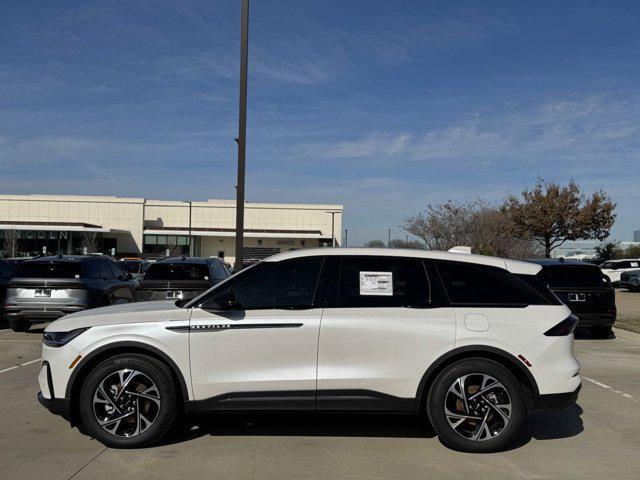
[[544, 315, 579, 336]]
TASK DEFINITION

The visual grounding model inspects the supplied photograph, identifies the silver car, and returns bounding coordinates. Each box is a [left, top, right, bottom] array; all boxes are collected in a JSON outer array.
[[5, 255, 137, 332]]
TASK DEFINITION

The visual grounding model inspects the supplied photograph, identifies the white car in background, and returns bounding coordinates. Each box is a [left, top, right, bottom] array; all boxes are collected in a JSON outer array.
[[600, 259, 640, 286], [37, 248, 581, 453]]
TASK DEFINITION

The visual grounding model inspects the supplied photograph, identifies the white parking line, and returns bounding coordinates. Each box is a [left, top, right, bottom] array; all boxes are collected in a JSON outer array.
[[583, 376, 639, 404], [0, 358, 41, 374]]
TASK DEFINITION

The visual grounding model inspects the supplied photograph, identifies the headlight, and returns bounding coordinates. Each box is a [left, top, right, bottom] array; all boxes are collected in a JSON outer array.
[[43, 327, 90, 347]]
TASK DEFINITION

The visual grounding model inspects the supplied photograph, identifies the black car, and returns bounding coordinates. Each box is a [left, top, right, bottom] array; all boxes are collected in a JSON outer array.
[[620, 269, 640, 292], [135, 257, 231, 302], [0, 260, 17, 322], [118, 259, 151, 281], [5, 255, 138, 332], [526, 259, 616, 338]]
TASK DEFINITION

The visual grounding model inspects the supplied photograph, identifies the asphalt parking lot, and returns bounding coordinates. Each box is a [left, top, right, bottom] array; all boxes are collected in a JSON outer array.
[[1, 320, 639, 480]]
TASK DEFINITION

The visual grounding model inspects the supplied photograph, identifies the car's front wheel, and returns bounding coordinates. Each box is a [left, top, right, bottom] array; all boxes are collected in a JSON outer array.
[[427, 358, 525, 452], [78, 353, 178, 448]]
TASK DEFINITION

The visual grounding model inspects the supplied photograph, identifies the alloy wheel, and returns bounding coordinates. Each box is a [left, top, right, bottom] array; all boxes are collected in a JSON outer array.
[[92, 369, 161, 437], [444, 373, 512, 442]]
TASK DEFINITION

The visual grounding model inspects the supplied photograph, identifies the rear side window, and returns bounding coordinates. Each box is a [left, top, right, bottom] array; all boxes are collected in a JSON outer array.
[[435, 260, 552, 306], [337, 257, 429, 308], [145, 263, 210, 281], [210, 261, 229, 283], [16, 261, 83, 279]]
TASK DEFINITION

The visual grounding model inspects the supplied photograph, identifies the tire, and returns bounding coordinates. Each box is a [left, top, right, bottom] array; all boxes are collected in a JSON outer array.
[[591, 325, 612, 339], [9, 319, 29, 332], [78, 353, 178, 448], [427, 358, 525, 453]]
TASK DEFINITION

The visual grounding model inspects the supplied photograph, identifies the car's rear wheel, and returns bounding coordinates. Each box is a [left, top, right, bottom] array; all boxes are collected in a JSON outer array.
[[9, 319, 29, 332], [591, 325, 612, 339], [78, 353, 177, 448], [427, 358, 525, 453]]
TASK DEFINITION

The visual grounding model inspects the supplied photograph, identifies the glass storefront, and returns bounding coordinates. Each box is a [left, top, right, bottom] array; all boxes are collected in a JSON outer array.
[[0, 230, 116, 257], [143, 234, 194, 256]]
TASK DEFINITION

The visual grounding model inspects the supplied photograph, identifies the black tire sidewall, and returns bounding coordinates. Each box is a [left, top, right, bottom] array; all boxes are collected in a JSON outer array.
[[78, 354, 177, 448], [428, 358, 525, 453]]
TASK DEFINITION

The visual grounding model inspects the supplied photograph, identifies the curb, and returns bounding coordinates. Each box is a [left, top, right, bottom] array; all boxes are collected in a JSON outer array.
[[613, 327, 640, 342]]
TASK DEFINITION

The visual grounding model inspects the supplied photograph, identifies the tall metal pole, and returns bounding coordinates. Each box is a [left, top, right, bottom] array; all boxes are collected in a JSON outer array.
[[187, 201, 192, 256], [234, 0, 249, 271], [345, 229, 348, 247], [388, 228, 391, 247]]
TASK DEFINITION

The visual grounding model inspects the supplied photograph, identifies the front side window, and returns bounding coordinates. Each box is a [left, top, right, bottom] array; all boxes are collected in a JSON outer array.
[[204, 257, 324, 310], [436, 260, 552, 306], [337, 257, 430, 308]]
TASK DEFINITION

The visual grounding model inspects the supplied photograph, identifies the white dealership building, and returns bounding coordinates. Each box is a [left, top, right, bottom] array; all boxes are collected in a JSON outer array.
[[0, 195, 343, 263]]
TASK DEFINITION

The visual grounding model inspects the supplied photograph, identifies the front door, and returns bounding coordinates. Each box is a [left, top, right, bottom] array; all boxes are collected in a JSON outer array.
[[189, 256, 325, 410]]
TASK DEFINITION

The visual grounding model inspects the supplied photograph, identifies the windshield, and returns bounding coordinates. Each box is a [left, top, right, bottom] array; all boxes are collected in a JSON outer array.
[[145, 263, 210, 281], [543, 265, 608, 287], [16, 261, 83, 279]]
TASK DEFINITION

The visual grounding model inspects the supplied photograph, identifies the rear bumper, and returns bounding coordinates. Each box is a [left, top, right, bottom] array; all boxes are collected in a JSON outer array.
[[5, 305, 86, 323], [532, 383, 581, 413], [574, 313, 616, 328]]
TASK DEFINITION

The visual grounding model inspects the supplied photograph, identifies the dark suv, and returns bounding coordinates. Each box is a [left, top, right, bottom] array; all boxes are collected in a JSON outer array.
[[135, 257, 230, 302], [5, 255, 137, 332], [526, 259, 616, 338], [1, 260, 17, 322]]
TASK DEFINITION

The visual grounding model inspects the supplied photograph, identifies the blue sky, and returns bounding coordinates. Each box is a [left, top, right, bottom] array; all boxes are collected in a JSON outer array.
[[1, 0, 639, 245]]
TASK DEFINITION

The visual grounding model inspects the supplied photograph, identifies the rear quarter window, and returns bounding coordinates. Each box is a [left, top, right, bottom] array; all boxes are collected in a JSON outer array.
[[435, 260, 553, 306]]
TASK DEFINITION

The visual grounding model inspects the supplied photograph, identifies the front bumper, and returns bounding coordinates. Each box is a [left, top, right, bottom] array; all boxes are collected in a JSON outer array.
[[532, 383, 581, 413], [37, 392, 71, 418]]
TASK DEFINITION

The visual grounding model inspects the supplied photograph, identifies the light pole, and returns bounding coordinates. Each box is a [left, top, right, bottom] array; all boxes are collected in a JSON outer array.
[[344, 228, 348, 247], [326, 211, 340, 247], [185, 201, 192, 256], [388, 228, 391, 247], [234, 0, 250, 271]]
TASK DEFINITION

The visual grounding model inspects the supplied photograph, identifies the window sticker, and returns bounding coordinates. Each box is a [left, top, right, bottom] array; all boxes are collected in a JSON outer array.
[[630, 262, 639, 268], [359, 271, 393, 296]]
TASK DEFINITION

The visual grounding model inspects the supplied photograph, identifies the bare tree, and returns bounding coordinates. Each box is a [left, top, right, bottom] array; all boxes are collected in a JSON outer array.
[[502, 179, 616, 258], [364, 240, 386, 248], [388, 238, 426, 249], [81, 232, 99, 254], [403, 200, 539, 259], [2, 230, 19, 257]]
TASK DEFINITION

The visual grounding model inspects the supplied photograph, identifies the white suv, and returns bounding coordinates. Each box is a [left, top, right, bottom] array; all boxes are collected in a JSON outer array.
[[38, 248, 581, 452], [600, 258, 640, 286]]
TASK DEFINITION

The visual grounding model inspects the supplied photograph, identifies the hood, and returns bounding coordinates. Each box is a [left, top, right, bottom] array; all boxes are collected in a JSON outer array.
[[45, 300, 189, 332]]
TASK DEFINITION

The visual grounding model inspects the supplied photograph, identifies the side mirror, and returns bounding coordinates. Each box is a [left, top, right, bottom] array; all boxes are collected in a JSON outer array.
[[204, 291, 241, 311]]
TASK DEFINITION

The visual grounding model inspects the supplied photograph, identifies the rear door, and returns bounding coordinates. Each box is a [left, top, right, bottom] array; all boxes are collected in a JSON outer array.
[[316, 256, 456, 410], [188, 257, 325, 409]]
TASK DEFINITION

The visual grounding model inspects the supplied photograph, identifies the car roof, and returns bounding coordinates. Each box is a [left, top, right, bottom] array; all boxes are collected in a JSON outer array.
[[525, 258, 598, 267], [603, 258, 640, 262], [266, 248, 541, 275], [155, 256, 219, 265], [21, 255, 106, 263]]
